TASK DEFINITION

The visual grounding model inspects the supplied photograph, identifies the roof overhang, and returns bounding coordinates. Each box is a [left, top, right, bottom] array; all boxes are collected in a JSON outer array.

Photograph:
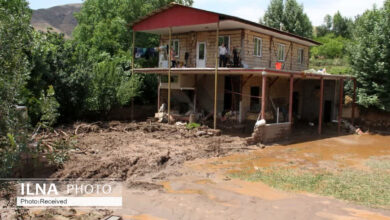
[[132, 4, 320, 47]]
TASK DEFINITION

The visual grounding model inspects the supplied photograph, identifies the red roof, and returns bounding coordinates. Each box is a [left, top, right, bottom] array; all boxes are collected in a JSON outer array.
[[133, 5, 219, 31], [132, 3, 320, 46]]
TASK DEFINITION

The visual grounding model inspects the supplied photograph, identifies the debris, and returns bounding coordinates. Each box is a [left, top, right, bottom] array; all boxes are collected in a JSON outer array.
[[105, 216, 122, 220]]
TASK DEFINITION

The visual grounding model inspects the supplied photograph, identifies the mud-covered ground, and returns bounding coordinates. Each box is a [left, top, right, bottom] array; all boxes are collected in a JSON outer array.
[[51, 121, 248, 181], [2, 121, 390, 220]]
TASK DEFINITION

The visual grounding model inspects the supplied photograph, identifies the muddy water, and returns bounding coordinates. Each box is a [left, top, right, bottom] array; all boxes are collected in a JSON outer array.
[[115, 134, 390, 220], [189, 134, 390, 173]]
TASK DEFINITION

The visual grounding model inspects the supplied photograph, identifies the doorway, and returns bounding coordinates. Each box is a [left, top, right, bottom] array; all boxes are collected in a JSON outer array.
[[324, 101, 332, 123], [224, 76, 241, 111], [196, 42, 206, 68]]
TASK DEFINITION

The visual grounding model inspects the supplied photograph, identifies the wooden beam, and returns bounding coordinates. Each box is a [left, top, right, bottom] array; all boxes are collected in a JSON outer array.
[[290, 41, 293, 70], [268, 76, 279, 88], [318, 77, 324, 135], [338, 79, 344, 134], [242, 74, 253, 87], [269, 36, 273, 68], [352, 79, 356, 126], [157, 76, 161, 112], [261, 74, 267, 120], [213, 21, 220, 129], [168, 27, 172, 124], [131, 30, 136, 121], [294, 78, 300, 86], [289, 75, 294, 124]]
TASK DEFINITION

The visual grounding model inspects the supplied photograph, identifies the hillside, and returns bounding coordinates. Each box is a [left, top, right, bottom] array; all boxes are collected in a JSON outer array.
[[31, 4, 82, 38]]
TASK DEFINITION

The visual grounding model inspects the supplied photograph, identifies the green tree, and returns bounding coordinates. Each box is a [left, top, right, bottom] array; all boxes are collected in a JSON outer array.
[[333, 11, 353, 38], [311, 34, 348, 59], [348, 2, 390, 111], [315, 12, 353, 38], [262, 0, 313, 38], [0, 0, 32, 177], [26, 30, 91, 123]]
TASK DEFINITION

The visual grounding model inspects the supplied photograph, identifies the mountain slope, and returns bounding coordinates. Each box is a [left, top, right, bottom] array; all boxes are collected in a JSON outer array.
[[31, 4, 82, 38]]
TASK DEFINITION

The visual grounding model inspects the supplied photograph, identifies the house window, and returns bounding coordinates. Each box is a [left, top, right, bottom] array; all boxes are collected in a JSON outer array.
[[219, 36, 230, 50], [277, 44, 286, 62], [250, 87, 260, 112], [253, 37, 262, 57], [171, 40, 180, 58], [298, 48, 304, 64]]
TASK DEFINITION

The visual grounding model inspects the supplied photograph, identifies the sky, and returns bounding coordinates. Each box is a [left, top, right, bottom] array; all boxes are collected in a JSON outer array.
[[28, 0, 386, 26]]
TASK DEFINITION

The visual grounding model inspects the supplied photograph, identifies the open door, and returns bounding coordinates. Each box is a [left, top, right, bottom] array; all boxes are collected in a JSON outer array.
[[196, 42, 206, 68]]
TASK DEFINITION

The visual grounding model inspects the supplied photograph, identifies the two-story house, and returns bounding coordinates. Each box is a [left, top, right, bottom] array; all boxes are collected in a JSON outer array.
[[132, 3, 356, 143]]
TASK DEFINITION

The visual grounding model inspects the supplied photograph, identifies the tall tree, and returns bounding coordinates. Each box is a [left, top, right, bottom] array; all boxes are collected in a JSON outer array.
[[332, 11, 353, 38], [348, 1, 390, 111], [261, 0, 313, 38], [0, 0, 32, 176], [315, 12, 353, 38], [262, 0, 284, 30]]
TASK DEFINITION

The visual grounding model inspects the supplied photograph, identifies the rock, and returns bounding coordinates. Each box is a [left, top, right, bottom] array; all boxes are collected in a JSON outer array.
[[196, 131, 207, 137]]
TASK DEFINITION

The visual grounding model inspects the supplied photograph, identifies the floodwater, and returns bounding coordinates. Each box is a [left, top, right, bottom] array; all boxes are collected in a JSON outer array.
[[189, 134, 390, 173], [119, 134, 390, 219]]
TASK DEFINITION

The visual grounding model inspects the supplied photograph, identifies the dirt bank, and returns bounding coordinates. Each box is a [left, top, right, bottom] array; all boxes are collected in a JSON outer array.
[[51, 121, 248, 182]]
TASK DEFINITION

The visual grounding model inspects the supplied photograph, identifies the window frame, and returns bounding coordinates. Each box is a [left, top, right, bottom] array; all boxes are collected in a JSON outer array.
[[253, 37, 263, 57], [298, 48, 304, 64], [218, 36, 230, 51], [171, 39, 180, 58], [277, 44, 286, 62]]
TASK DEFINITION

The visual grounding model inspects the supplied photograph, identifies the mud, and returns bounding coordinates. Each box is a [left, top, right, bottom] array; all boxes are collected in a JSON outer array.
[[190, 134, 390, 174], [51, 121, 246, 181], [2, 122, 390, 219]]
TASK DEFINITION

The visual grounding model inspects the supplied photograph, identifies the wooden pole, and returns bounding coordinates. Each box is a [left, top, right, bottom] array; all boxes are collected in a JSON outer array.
[[157, 76, 161, 112], [213, 21, 220, 129], [131, 30, 135, 121], [168, 27, 172, 124], [338, 79, 344, 134], [261, 73, 267, 120], [352, 79, 356, 126], [318, 77, 324, 135], [289, 75, 294, 124]]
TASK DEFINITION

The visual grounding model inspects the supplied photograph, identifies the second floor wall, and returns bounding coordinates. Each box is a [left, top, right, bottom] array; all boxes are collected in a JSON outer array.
[[159, 29, 310, 71]]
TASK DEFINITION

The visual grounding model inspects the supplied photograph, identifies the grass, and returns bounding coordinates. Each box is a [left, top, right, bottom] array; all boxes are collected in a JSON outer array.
[[365, 157, 390, 170], [230, 167, 390, 208], [186, 123, 201, 130]]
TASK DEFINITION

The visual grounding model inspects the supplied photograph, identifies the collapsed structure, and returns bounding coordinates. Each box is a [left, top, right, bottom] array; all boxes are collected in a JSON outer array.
[[131, 3, 357, 143]]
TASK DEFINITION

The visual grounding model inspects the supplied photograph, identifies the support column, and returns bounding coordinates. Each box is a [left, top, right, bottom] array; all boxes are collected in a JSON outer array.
[[289, 75, 294, 124], [261, 73, 267, 120], [168, 27, 172, 124], [338, 79, 344, 134], [213, 21, 220, 129], [194, 75, 197, 112], [131, 30, 136, 121], [352, 79, 356, 126], [318, 77, 324, 135], [157, 76, 161, 112]]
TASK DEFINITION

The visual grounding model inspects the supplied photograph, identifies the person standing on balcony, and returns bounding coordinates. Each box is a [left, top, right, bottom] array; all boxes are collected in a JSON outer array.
[[219, 43, 227, 67], [170, 47, 177, 68]]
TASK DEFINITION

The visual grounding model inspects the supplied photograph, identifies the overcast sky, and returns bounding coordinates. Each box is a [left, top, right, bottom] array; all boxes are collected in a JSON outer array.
[[28, 0, 385, 26]]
